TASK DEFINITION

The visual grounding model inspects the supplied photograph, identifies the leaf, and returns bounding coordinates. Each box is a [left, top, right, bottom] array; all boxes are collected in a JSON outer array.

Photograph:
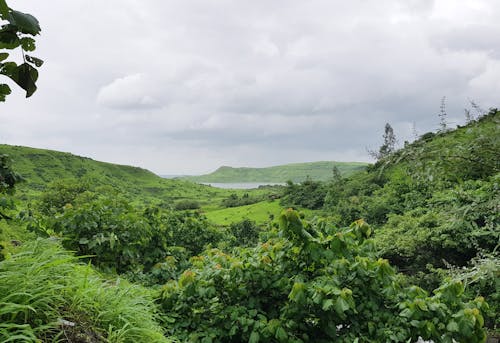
[[2, 62, 38, 97], [446, 321, 459, 332], [25, 55, 43, 67], [0, 52, 8, 61], [7, 10, 41, 35], [275, 327, 288, 342], [20, 37, 36, 51], [334, 297, 350, 315], [0, 83, 11, 101], [322, 299, 334, 311], [0, 28, 20, 49], [288, 282, 305, 302], [0, 0, 8, 19], [249, 331, 260, 343]]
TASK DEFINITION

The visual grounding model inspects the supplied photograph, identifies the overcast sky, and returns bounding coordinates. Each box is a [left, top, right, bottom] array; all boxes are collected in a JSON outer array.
[[1, 0, 499, 174]]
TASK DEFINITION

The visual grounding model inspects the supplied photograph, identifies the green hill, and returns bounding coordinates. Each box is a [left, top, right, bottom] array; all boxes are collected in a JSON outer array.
[[0, 144, 258, 209], [184, 161, 367, 183]]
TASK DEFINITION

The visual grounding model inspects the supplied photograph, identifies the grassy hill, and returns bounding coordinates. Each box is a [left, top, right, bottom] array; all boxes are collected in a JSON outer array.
[[0, 144, 264, 209], [184, 161, 367, 183]]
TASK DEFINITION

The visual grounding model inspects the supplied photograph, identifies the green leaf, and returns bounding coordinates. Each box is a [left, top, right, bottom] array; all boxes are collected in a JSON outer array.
[[25, 55, 43, 67], [288, 282, 305, 302], [322, 299, 334, 311], [0, 52, 8, 61], [249, 331, 260, 343], [0, 28, 20, 49], [7, 10, 41, 35], [446, 321, 459, 332], [334, 297, 350, 315], [1, 62, 38, 97], [275, 327, 288, 342], [20, 37, 36, 51], [0, 0, 8, 19], [0, 83, 11, 101]]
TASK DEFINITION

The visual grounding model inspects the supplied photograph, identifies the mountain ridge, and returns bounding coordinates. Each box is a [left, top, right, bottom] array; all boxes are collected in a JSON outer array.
[[182, 161, 368, 183]]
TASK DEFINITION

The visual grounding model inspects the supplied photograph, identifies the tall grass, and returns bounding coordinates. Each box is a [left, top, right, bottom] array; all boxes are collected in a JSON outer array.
[[0, 239, 170, 342]]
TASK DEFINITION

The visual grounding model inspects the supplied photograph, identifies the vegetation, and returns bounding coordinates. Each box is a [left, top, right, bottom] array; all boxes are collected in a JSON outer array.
[[0, 239, 168, 342], [0, 144, 274, 213], [183, 161, 367, 183], [0, 0, 43, 101], [1, 10, 496, 338], [160, 211, 488, 342], [281, 109, 500, 333], [0, 110, 497, 341]]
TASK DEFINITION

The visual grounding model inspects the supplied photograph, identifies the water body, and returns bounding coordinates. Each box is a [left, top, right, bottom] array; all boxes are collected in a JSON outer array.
[[201, 182, 285, 189]]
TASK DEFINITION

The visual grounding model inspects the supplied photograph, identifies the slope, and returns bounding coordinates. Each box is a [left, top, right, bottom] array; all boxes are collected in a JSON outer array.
[[0, 144, 256, 208], [184, 161, 367, 183]]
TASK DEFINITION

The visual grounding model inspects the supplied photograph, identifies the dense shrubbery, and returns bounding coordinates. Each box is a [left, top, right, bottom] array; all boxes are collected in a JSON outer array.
[[280, 178, 327, 210], [229, 219, 261, 247], [28, 192, 223, 275], [174, 199, 201, 210], [159, 210, 488, 342], [279, 110, 500, 331], [221, 192, 262, 208]]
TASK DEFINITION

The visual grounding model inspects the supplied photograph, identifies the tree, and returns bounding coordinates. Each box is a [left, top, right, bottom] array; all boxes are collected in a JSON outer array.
[[369, 123, 397, 160], [0, 0, 42, 102]]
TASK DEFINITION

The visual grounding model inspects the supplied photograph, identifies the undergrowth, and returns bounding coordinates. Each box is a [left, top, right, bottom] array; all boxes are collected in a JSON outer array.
[[0, 239, 169, 342]]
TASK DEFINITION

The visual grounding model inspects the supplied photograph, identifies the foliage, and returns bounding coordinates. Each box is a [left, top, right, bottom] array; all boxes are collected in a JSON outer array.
[[174, 199, 201, 210], [369, 123, 397, 160], [0, 239, 168, 342], [28, 194, 223, 273], [281, 178, 327, 210], [229, 219, 260, 247], [0, 0, 43, 101], [0, 153, 21, 223], [221, 192, 261, 208], [37, 177, 91, 214], [445, 253, 500, 330], [160, 210, 488, 342]]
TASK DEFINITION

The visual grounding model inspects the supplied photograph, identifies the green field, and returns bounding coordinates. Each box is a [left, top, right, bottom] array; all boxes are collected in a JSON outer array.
[[205, 200, 316, 226], [183, 161, 367, 183]]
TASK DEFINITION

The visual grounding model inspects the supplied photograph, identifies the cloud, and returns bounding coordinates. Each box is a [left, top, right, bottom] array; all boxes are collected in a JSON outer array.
[[1, 0, 499, 174], [97, 74, 161, 110]]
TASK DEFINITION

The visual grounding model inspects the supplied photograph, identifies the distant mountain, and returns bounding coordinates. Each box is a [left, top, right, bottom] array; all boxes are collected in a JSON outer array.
[[182, 161, 368, 183]]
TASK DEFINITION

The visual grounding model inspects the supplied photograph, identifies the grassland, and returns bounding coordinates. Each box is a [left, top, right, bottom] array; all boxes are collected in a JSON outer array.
[[183, 161, 367, 183], [205, 200, 316, 226]]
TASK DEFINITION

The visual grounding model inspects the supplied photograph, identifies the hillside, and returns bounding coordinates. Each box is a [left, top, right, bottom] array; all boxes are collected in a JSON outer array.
[[280, 110, 499, 328], [183, 161, 367, 183], [0, 145, 261, 208]]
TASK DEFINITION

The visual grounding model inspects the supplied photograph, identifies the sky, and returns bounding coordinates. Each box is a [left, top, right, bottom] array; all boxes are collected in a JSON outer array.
[[1, 0, 499, 175]]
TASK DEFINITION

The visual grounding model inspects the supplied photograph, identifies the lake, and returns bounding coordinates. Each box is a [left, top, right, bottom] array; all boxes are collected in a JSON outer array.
[[201, 182, 285, 189]]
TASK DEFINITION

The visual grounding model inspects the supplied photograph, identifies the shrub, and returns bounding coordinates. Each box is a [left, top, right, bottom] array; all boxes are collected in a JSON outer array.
[[159, 210, 488, 342]]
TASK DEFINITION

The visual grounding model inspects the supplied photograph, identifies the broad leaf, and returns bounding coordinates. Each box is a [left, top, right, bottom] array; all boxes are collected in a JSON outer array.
[[7, 10, 41, 35]]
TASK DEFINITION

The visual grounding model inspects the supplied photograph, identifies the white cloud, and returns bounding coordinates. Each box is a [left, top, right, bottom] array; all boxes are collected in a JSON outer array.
[[1, 0, 499, 174], [97, 74, 161, 110]]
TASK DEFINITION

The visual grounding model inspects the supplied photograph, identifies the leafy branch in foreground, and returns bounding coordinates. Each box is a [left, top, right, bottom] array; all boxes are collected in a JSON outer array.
[[0, 0, 43, 101]]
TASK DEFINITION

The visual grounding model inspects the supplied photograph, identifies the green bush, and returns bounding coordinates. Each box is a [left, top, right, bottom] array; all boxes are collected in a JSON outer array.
[[174, 199, 201, 210], [159, 210, 488, 342]]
